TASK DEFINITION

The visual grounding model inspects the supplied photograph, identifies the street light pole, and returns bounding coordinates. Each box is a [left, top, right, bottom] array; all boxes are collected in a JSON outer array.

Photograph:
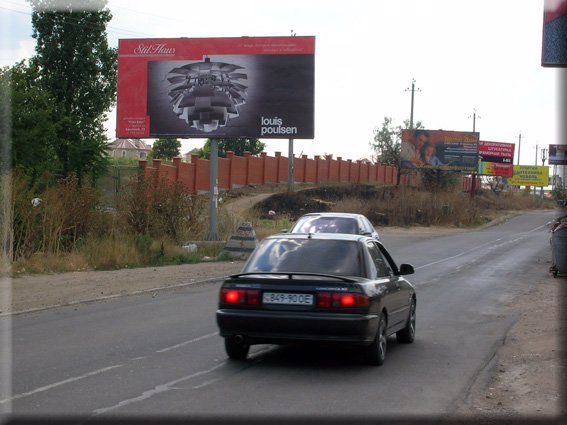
[[517, 132, 522, 165]]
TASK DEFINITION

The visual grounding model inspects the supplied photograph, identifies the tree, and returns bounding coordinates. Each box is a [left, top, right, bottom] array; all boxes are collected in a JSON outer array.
[[29, 0, 117, 185], [199, 138, 266, 158], [151, 137, 181, 160], [370, 117, 399, 165], [370, 118, 424, 165], [4, 61, 58, 182]]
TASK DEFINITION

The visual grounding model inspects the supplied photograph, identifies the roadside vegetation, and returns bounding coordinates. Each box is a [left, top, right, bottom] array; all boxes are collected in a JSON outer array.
[[6, 168, 556, 277]]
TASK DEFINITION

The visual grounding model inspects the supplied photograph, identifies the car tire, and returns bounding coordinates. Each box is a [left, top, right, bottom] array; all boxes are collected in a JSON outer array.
[[224, 337, 250, 360], [396, 298, 416, 344], [362, 313, 387, 366]]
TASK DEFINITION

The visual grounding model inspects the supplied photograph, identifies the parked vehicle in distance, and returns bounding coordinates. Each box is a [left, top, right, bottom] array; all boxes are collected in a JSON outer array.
[[286, 212, 380, 240], [216, 233, 416, 366]]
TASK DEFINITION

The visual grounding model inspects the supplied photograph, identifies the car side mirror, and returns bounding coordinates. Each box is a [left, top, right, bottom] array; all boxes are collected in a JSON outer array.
[[399, 264, 415, 276]]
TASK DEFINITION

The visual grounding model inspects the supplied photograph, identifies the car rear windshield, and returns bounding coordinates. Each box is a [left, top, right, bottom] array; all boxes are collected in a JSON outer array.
[[243, 238, 363, 277], [292, 217, 358, 234]]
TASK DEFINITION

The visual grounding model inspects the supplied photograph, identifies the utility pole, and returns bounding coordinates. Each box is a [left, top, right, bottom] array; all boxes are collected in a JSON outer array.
[[469, 108, 481, 133], [517, 132, 522, 165], [541, 148, 548, 198], [468, 109, 480, 198], [405, 78, 420, 129]]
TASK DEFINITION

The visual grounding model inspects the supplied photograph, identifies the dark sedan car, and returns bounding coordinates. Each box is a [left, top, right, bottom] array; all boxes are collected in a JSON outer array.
[[287, 212, 380, 240], [216, 233, 416, 365]]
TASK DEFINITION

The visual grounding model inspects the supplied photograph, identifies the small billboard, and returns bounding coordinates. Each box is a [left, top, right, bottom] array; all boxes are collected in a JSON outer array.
[[400, 129, 479, 172], [508, 165, 550, 187], [548, 144, 567, 165], [116, 36, 315, 139], [478, 141, 515, 177]]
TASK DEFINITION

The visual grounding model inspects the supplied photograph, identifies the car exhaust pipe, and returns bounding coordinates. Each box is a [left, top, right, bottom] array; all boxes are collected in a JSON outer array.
[[233, 335, 245, 344]]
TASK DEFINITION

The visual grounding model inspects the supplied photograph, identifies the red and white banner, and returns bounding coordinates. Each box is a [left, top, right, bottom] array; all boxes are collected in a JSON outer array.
[[478, 141, 515, 177], [116, 36, 315, 139]]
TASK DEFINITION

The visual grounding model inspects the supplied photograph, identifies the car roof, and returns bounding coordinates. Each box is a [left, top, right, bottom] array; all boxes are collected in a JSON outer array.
[[263, 232, 374, 243], [296, 212, 365, 219]]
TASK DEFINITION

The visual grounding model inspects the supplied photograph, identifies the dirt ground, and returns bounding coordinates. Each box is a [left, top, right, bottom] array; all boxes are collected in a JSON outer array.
[[1, 196, 565, 419]]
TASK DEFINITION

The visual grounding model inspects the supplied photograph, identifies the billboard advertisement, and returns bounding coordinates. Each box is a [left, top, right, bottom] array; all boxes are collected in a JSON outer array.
[[400, 129, 479, 172], [549, 144, 567, 165], [542, 0, 567, 67], [478, 141, 515, 177], [116, 36, 315, 139], [507, 166, 550, 187]]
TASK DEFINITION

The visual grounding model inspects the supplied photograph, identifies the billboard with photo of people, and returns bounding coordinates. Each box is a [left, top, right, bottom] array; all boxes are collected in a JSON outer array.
[[400, 129, 480, 172]]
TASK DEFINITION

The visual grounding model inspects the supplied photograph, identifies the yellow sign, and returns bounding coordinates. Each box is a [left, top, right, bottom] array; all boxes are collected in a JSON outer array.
[[508, 165, 549, 186]]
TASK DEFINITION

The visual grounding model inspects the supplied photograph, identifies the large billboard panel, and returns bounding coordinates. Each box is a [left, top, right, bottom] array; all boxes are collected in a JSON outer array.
[[549, 144, 567, 165], [116, 37, 315, 139], [542, 0, 567, 67], [508, 165, 550, 187], [478, 141, 515, 177], [400, 129, 479, 172]]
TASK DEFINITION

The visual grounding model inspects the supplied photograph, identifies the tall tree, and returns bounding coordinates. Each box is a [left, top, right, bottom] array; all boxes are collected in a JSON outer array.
[[29, 0, 117, 184], [199, 138, 266, 158], [4, 61, 58, 182], [151, 137, 181, 160]]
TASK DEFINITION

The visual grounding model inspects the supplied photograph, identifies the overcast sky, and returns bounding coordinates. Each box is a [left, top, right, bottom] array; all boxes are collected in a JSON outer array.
[[1, 0, 563, 167]]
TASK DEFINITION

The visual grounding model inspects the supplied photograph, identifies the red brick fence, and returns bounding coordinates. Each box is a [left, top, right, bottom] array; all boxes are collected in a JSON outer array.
[[140, 151, 479, 193]]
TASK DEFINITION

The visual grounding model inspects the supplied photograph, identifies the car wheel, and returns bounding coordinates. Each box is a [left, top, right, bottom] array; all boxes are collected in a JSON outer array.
[[396, 298, 416, 344], [362, 313, 387, 366], [224, 337, 250, 360]]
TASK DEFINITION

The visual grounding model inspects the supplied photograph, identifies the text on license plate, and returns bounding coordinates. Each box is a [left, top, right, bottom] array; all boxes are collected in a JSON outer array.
[[262, 292, 314, 305]]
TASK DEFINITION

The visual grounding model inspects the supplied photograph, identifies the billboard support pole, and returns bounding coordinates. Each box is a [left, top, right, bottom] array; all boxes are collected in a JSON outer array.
[[288, 138, 294, 192], [208, 139, 219, 241]]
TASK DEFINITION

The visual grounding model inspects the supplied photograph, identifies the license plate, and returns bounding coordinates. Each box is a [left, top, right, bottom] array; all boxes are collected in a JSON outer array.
[[262, 292, 314, 305]]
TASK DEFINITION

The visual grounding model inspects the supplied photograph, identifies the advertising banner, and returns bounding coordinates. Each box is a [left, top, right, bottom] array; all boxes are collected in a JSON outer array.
[[478, 141, 515, 177], [400, 129, 479, 172], [507, 165, 550, 187], [116, 36, 315, 139], [542, 0, 567, 67], [549, 144, 567, 165]]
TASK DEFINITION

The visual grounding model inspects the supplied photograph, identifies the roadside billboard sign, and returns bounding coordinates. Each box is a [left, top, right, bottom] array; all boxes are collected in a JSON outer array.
[[507, 165, 550, 187], [400, 129, 479, 172], [542, 0, 567, 67], [548, 144, 567, 165], [116, 36, 315, 139], [478, 141, 515, 177]]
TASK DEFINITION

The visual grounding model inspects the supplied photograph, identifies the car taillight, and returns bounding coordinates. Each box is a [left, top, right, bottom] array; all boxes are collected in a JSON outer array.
[[317, 291, 368, 308], [220, 288, 260, 305]]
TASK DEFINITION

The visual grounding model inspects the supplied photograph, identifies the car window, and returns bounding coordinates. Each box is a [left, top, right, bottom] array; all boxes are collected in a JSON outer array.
[[366, 241, 394, 278], [292, 217, 358, 235], [243, 238, 363, 277]]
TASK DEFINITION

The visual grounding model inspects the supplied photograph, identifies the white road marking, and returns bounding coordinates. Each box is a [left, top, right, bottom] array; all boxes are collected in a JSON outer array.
[[155, 332, 218, 353], [0, 365, 123, 405], [92, 362, 226, 415], [415, 224, 546, 270]]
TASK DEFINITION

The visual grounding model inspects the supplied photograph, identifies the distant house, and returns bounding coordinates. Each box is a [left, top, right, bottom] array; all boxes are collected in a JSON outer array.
[[107, 139, 152, 159], [183, 148, 201, 162]]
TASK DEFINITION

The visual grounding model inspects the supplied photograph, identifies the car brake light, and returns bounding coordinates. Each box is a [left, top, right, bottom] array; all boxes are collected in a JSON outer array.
[[221, 288, 260, 305], [317, 291, 368, 308]]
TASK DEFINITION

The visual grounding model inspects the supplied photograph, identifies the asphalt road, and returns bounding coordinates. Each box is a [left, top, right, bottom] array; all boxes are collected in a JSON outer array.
[[1, 210, 558, 421]]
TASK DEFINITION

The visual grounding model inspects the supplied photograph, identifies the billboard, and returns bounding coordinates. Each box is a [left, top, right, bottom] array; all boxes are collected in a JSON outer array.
[[400, 129, 479, 172], [508, 166, 550, 187], [478, 141, 515, 177], [542, 0, 567, 67], [116, 36, 315, 139], [549, 144, 567, 165]]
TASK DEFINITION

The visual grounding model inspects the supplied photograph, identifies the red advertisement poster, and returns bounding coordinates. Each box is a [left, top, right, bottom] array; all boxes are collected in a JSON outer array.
[[117, 36, 315, 139], [478, 141, 515, 177]]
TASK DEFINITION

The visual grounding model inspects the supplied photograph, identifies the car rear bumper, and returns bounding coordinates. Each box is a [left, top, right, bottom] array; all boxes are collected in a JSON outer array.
[[216, 309, 379, 345]]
